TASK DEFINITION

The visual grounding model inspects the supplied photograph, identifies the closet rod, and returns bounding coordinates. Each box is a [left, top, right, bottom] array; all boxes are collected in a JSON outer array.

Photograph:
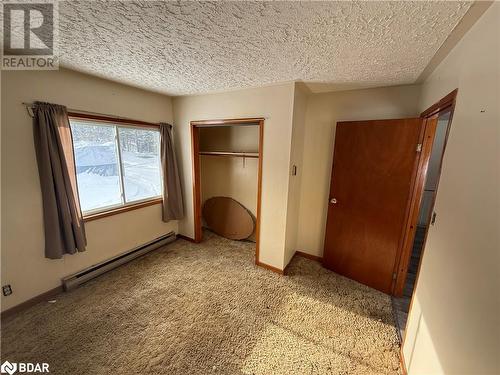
[[199, 151, 259, 158]]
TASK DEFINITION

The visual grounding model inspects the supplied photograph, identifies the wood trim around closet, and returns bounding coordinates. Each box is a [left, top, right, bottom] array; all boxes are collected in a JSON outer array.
[[190, 118, 265, 265], [190, 118, 264, 126], [191, 125, 202, 242], [255, 119, 264, 264]]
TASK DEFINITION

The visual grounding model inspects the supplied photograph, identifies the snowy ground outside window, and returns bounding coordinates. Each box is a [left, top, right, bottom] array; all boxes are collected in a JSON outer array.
[[71, 121, 162, 213]]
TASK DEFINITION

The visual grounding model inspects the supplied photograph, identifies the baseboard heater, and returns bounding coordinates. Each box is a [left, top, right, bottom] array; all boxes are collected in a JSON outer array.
[[62, 231, 176, 291]]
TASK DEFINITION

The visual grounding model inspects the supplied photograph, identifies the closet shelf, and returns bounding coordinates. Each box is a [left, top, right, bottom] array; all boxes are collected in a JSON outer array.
[[199, 151, 259, 158]]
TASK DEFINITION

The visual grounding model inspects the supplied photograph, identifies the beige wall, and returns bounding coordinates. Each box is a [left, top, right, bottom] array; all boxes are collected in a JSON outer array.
[[173, 83, 295, 269], [1, 68, 177, 311], [403, 4, 500, 374], [296, 84, 422, 257], [199, 126, 259, 152], [201, 157, 258, 216], [284, 84, 308, 266]]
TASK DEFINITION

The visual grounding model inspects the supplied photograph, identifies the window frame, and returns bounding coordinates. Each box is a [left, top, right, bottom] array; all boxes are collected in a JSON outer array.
[[68, 113, 163, 221]]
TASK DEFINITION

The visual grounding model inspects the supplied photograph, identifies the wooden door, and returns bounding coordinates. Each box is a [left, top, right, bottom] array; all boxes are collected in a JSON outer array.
[[323, 119, 424, 294]]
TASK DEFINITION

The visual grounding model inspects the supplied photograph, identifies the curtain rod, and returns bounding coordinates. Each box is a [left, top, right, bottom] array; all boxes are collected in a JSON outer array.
[[21, 102, 167, 127]]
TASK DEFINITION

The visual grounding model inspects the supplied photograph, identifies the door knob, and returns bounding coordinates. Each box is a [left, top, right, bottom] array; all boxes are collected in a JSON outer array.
[[330, 198, 337, 204]]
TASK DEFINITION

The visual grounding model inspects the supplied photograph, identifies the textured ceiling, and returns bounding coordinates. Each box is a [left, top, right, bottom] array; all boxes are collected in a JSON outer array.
[[59, 1, 471, 96]]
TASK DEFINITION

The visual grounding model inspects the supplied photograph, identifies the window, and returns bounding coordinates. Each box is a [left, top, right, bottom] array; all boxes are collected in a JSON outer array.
[[69, 117, 162, 215]]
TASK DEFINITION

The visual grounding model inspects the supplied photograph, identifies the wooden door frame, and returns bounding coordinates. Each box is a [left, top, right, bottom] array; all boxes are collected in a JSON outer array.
[[190, 118, 265, 264], [392, 89, 458, 296]]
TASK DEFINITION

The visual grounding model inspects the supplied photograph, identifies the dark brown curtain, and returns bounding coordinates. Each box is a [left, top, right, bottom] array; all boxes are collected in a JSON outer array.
[[33, 102, 86, 259], [160, 123, 184, 221]]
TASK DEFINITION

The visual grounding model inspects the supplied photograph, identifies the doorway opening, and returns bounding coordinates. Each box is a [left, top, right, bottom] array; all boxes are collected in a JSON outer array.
[[190, 118, 264, 264], [392, 90, 457, 340]]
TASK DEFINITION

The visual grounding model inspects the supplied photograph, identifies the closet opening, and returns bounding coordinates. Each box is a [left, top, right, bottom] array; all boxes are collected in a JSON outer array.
[[392, 90, 457, 341], [190, 118, 264, 264]]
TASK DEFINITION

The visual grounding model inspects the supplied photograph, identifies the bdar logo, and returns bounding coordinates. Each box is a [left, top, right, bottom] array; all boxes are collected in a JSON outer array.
[[0, 361, 17, 375]]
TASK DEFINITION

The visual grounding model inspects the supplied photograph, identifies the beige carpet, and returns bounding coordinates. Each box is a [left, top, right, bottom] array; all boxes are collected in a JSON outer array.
[[1, 231, 401, 374]]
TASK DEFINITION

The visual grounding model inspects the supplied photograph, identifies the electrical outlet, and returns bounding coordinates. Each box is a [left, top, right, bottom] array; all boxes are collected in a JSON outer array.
[[2, 284, 12, 296]]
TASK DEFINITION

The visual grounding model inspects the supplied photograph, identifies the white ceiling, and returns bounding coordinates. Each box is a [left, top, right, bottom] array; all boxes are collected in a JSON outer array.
[[59, 1, 471, 96]]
